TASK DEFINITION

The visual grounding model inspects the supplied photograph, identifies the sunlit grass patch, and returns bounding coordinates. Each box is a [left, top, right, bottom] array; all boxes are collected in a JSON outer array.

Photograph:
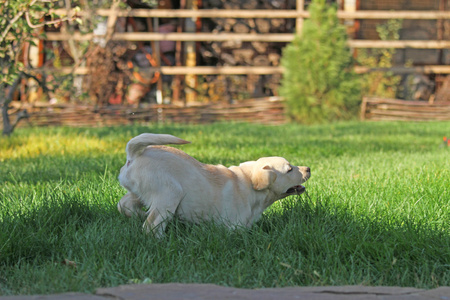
[[0, 133, 116, 161]]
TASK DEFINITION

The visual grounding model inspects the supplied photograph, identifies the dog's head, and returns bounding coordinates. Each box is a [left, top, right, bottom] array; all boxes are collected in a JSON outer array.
[[249, 157, 311, 198]]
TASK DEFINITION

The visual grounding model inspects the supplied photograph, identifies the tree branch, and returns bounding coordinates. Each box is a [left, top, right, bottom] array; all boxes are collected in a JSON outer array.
[[1, 0, 79, 43], [5, 74, 21, 105], [0, 5, 30, 44], [25, 10, 78, 29]]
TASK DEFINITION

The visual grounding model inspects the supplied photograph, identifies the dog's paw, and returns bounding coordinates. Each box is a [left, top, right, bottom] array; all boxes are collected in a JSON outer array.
[[142, 222, 165, 238]]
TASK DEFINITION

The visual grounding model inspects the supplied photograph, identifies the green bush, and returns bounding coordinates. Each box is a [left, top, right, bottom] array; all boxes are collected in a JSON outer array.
[[357, 19, 403, 98], [280, 0, 361, 124]]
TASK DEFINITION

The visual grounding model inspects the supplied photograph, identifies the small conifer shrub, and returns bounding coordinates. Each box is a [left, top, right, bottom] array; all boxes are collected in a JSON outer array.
[[280, 0, 361, 123]]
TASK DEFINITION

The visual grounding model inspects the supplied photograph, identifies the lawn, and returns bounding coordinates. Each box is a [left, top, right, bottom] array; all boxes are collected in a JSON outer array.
[[0, 121, 449, 295]]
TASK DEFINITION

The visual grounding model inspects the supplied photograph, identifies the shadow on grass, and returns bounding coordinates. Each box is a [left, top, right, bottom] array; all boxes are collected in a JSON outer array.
[[1, 190, 449, 294], [0, 197, 115, 265], [253, 194, 450, 287]]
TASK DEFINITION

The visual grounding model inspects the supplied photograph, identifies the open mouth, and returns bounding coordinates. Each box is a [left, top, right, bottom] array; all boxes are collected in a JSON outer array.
[[285, 185, 306, 195]]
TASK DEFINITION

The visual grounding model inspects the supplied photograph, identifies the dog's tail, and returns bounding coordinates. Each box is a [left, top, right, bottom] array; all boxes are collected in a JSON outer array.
[[126, 133, 190, 160]]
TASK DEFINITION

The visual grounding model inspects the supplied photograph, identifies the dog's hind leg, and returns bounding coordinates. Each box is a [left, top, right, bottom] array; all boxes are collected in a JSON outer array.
[[142, 185, 184, 238], [118, 192, 146, 218]]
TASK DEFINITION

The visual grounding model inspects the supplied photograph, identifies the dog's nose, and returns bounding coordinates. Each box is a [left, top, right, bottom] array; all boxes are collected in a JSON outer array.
[[306, 167, 311, 173]]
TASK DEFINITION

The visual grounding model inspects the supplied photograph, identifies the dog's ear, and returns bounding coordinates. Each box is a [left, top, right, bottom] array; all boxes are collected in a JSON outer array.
[[252, 165, 277, 190]]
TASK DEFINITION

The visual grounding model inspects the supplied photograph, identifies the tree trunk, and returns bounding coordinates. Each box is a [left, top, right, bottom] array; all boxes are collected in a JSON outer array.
[[2, 102, 13, 136], [1, 75, 25, 136]]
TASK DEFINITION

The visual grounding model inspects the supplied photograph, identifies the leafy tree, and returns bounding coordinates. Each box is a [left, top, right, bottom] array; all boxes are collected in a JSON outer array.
[[280, 0, 361, 124], [0, 0, 78, 136]]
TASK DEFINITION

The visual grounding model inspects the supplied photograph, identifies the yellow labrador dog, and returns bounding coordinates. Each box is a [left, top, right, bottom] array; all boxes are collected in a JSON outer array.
[[118, 133, 311, 237]]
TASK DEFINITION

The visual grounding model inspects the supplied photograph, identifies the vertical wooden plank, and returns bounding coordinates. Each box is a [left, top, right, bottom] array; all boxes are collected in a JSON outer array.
[[360, 96, 368, 120], [296, 0, 304, 35], [147, 17, 164, 104], [437, 0, 445, 65], [154, 18, 164, 104], [185, 0, 197, 103], [173, 0, 186, 104], [105, 0, 120, 41]]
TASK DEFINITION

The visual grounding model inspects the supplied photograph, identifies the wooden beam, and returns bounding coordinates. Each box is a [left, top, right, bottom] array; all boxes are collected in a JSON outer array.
[[43, 32, 450, 49], [111, 32, 294, 42], [36, 65, 450, 75], [53, 9, 302, 19], [151, 66, 285, 75], [348, 40, 450, 49], [354, 65, 450, 74], [44, 32, 295, 42], [51, 8, 450, 20], [337, 10, 450, 19]]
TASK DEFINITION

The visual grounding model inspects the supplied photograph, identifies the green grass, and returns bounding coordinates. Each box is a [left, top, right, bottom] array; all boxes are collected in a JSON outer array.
[[0, 121, 449, 295]]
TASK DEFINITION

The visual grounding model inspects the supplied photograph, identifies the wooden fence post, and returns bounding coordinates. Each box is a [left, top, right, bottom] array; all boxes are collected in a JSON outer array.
[[296, 0, 304, 35], [185, 0, 197, 103], [360, 97, 367, 120]]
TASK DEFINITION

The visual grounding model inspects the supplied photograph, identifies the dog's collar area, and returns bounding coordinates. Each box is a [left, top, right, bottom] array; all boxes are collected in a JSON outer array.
[[286, 185, 305, 195]]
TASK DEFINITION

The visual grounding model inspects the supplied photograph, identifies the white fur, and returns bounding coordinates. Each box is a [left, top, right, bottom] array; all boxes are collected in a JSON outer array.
[[118, 133, 311, 237]]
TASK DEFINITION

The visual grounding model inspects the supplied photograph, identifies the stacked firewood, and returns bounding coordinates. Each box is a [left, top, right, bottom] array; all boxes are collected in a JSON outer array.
[[86, 42, 131, 106], [199, 0, 295, 101]]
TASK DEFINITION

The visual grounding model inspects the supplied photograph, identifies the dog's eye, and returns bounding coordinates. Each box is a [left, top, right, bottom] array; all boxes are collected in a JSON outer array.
[[287, 167, 293, 173]]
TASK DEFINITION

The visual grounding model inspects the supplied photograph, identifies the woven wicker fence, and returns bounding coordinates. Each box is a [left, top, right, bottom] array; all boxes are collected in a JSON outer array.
[[361, 97, 450, 121], [4, 97, 286, 129], [5, 96, 449, 131]]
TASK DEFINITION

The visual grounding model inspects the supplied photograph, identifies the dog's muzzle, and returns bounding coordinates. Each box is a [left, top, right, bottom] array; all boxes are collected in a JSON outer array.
[[286, 185, 306, 195]]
